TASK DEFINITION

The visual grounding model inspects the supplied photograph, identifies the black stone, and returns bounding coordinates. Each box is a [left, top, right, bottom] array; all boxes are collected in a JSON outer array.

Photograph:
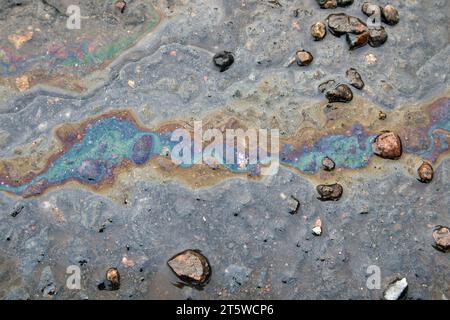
[[213, 51, 234, 72], [368, 27, 388, 47]]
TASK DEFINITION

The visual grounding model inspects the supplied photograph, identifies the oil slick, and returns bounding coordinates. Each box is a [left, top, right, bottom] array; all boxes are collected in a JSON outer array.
[[0, 96, 449, 199]]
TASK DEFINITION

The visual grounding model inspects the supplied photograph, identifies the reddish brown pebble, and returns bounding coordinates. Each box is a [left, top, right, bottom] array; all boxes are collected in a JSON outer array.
[[167, 249, 211, 285], [296, 50, 314, 66], [372, 132, 402, 159], [379, 111, 387, 120], [346, 31, 369, 50], [432, 226, 450, 252], [417, 161, 433, 183]]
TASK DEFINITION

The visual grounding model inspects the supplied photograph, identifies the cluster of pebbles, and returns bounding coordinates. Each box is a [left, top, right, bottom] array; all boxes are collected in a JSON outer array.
[[312, 1, 399, 50]]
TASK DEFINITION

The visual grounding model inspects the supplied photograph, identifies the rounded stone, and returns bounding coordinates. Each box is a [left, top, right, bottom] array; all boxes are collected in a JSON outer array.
[[167, 249, 211, 285], [296, 50, 314, 66], [432, 226, 450, 252], [417, 161, 434, 183], [372, 132, 402, 159], [311, 22, 327, 41], [382, 5, 400, 25], [346, 31, 369, 50]]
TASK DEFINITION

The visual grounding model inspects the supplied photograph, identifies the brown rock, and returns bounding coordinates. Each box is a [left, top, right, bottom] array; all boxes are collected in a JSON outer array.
[[372, 132, 402, 159], [381, 5, 399, 25], [296, 50, 314, 66], [319, 80, 336, 93], [167, 249, 211, 285], [327, 13, 367, 37], [432, 226, 450, 252], [316, 0, 337, 9], [346, 31, 369, 50], [417, 161, 433, 183], [316, 183, 343, 201], [312, 218, 322, 236], [322, 156, 336, 171], [311, 22, 327, 41], [325, 84, 353, 103], [362, 2, 381, 17], [316, 0, 353, 9]]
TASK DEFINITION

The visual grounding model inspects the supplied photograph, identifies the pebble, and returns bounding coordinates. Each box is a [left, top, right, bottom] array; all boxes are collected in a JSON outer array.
[[384, 278, 408, 300], [327, 13, 367, 37], [381, 5, 400, 25], [432, 226, 450, 252], [326, 84, 353, 103], [115, 0, 126, 13], [316, 0, 353, 9], [378, 111, 387, 120], [346, 31, 369, 50], [167, 249, 211, 285], [322, 156, 336, 171], [316, 0, 337, 9], [417, 161, 434, 183], [319, 80, 353, 103], [311, 22, 327, 41], [361, 2, 381, 17], [296, 49, 314, 66], [213, 51, 234, 72], [98, 267, 121, 291], [312, 218, 322, 236], [372, 132, 402, 159], [346, 68, 365, 90], [368, 27, 388, 47], [287, 196, 300, 214], [316, 183, 343, 201]]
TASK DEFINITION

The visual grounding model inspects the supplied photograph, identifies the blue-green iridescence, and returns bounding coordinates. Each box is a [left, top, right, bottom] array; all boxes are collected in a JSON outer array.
[[0, 97, 449, 197]]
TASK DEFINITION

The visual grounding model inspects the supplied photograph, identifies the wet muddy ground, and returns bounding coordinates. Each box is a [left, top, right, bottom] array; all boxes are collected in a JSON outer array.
[[0, 0, 449, 299]]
